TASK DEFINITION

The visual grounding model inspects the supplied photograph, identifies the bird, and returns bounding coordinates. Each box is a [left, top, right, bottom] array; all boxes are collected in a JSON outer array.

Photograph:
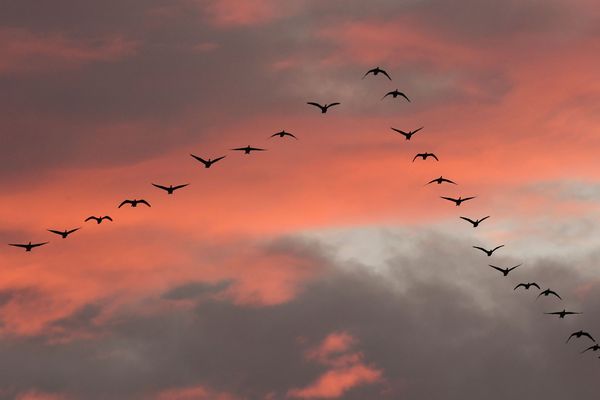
[[391, 127, 423, 140], [413, 153, 439, 162], [231, 146, 266, 154], [362, 67, 392, 80], [537, 288, 562, 300], [85, 216, 112, 224], [382, 89, 410, 102], [118, 199, 151, 208], [441, 196, 476, 206], [544, 309, 581, 319], [47, 228, 80, 239], [489, 264, 521, 277], [581, 344, 600, 353], [190, 154, 226, 168], [307, 102, 340, 113], [566, 330, 595, 343], [152, 183, 189, 195], [8, 241, 49, 252], [270, 130, 297, 139], [426, 176, 456, 185], [459, 216, 490, 227], [514, 282, 541, 290], [472, 245, 504, 256]]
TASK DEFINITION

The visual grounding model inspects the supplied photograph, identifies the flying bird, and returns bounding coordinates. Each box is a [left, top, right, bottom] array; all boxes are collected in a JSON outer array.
[[85, 216, 113, 224], [514, 282, 541, 290], [544, 309, 581, 319], [472, 245, 504, 256], [391, 127, 423, 140], [413, 153, 439, 162], [441, 196, 476, 206], [363, 67, 392, 80], [152, 183, 189, 195], [382, 89, 410, 102], [118, 199, 151, 208], [537, 288, 562, 300], [566, 330, 595, 343], [8, 241, 49, 252], [307, 102, 340, 113], [270, 130, 297, 139], [581, 344, 600, 353], [426, 176, 456, 185], [489, 264, 521, 277], [47, 228, 80, 239], [190, 154, 226, 168], [460, 216, 490, 227], [231, 146, 266, 154]]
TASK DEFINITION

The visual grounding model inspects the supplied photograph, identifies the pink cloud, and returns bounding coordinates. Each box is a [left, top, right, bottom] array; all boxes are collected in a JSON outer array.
[[16, 390, 68, 400], [156, 384, 238, 400], [201, 0, 300, 27]]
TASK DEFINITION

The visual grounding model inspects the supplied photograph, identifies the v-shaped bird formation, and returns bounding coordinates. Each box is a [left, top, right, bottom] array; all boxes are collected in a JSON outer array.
[[6, 65, 595, 361]]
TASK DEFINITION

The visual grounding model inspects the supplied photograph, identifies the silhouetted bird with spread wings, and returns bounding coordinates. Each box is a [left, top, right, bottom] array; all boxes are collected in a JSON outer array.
[[514, 282, 541, 290], [190, 154, 226, 168], [307, 102, 340, 113], [460, 216, 489, 227], [8, 241, 49, 252], [489, 264, 520, 277], [270, 130, 297, 139], [441, 196, 476, 206], [118, 199, 151, 208], [85, 216, 112, 224], [382, 89, 410, 102], [567, 330, 595, 343], [427, 176, 456, 185], [231, 146, 266, 154], [413, 153, 438, 162], [47, 228, 80, 239], [472, 244, 504, 256], [581, 344, 600, 353], [537, 288, 562, 300], [391, 127, 422, 140], [363, 67, 392, 80], [152, 183, 189, 195], [545, 309, 581, 319]]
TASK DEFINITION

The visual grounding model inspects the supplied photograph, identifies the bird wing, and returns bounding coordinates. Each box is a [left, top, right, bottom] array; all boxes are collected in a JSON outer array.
[[545, 312, 561, 315], [489, 265, 504, 273], [461, 196, 476, 202], [547, 290, 562, 300], [285, 132, 298, 139], [102, 216, 113, 221], [85, 216, 97, 222], [430, 153, 439, 161], [362, 69, 376, 79], [531, 283, 541, 289], [460, 216, 476, 225], [118, 200, 132, 208], [327, 102, 340, 108], [31, 242, 49, 248], [514, 283, 527, 290], [172, 184, 189, 191], [211, 155, 226, 163], [381, 92, 393, 100], [565, 312, 581, 315], [47, 229, 63, 235], [231, 147, 247, 151], [152, 183, 169, 191], [400, 92, 411, 102], [582, 345, 596, 353], [442, 178, 457, 184], [412, 154, 421, 162], [507, 264, 521, 272], [307, 102, 324, 109], [381, 70, 392, 80], [583, 332, 596, 342], [66, 228, 81, 234], [412, 127, 424, 134], [491, 244, 504, 252], [390, 128, 409, 137], [441, 196, 458, 203], [138, 200, 151, 207], [472, 246, 488, 253], [9, 243, 29, 248], [566, 333, 576, 343], [190, 154, 208, 164], [247, 147, 266, 151]]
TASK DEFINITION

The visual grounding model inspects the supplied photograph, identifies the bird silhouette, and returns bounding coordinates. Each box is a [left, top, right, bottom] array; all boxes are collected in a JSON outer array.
[[190, 154, 226, 168], [47, 228, 80, 239], [441, 196, 476, 206], [152, 183, 189, 195], [391, 127, 422, 140], [489, 264, 521, 276], [307, 102, 340, 113], [8, 241, 49, 252], [545, 309, 581, 319], [472, 245, 504, 256], [581, 344, 600, 353], [382, 90, 410, 102], [118, 199, 151, 208], [85, 216, 113, 224], [426, 176, 456, 185], [460, 216, 490, 227], [567, 330, 595, 343], [413, 153, 439, 162], [363, 67, 392, 80], [537, 288, 562, 300], [270, 130, 297, 139], [514, 282, 541, 290], [231, 146, 266, 154]]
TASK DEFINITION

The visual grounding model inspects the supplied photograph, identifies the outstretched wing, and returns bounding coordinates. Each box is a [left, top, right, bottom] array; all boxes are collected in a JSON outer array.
[[531, 282, 541, 289], [327, 102, 340, 108], [172, 184, 189, 191], [247, 147, 266, 151], [581, 345, 596, 353], [514, 283, 527, 290], [412, 154, 422, 162], [441, 196, 458, 203], [66, 227, 81, 235], [429, 153, 439, 161], [566, 333, 577, 343], [461, 196, 476, 202], [412, 127, 424, 135], [211, 155, 226, 163], [138, 199, 151, 207], [381, 70, 392, 80], [547, 290, 562, 300], [478, 216, 490, 223], [507, 264, 521, 272], [307, 102, 324, 110], [102, 216, 113, 221], [491, 244, 504, 252], [391, 128, 409, 137], [85, 216, 97, 222], [488, 265, 504, 273], [190, 154, 208, 165], [381, 92, 393, 100], [460, 216, 476, 225], [472, 246, 488, 253], [231, 147, 247, 151], [9, 243, 28, 248], [582, 332, 596, 342], [118, 200, 133, 208], [152, 183, 169, 191], [47, 229, 63, 235], [30, 242, 49, 248], [362, 68, 376, 79], [399, 92, 411, 102]]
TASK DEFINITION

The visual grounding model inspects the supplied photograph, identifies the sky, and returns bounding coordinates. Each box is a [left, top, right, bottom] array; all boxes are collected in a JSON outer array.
[[1, 0, 600, 398]]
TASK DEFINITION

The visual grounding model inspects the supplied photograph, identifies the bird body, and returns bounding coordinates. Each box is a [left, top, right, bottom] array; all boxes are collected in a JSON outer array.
[[413, 153, 439, 162], [152, 183, 189, 194], [307, 102, 340, 113], [441, 196, 476, 206], [460, 216, 489, 227], [514, 282, 541, 291], [190, 154, 226, 168], [363, 67, 392, 80], [8, 241, 49, 252], [85, 216, 112, 224], [382, 89, 410, 102], [489, 264, 521, 276], [391, 127, 423, 140], [118, 199, 151, 208], [472, 245, 504, 256], [231, 146, 266, 154], [47, 228, 80, 238]]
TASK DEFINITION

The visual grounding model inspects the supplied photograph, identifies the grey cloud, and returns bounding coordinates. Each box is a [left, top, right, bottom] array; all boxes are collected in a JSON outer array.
[[161, 279, 232, 300]]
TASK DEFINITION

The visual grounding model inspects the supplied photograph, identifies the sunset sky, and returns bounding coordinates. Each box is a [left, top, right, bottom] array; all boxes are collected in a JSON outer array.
[[1, 1, 600, 399]]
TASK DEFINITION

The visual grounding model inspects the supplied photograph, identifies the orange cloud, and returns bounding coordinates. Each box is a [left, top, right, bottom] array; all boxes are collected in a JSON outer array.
[[156, 384, 238, 400]]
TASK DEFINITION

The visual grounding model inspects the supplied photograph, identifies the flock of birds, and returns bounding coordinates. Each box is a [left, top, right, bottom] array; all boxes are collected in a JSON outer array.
[[7, 66, 598, 357]]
